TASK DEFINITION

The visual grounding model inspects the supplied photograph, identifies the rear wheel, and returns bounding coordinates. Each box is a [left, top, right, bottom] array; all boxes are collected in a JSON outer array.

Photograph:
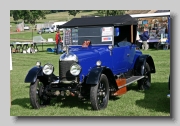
[[138, 62, 151, 90], [30, 79, 50, 109], [90, 74, 109, 110]]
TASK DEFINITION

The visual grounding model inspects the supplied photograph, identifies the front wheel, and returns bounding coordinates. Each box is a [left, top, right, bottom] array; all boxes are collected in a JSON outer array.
[[138, 62, 151, 90], [90, 74, 109, 110], [29, 79, 50, 109]]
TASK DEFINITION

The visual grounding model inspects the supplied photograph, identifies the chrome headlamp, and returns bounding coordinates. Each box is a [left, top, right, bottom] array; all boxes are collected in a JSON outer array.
[[42, 64, 54, 75], [70, 63, 81, 76]]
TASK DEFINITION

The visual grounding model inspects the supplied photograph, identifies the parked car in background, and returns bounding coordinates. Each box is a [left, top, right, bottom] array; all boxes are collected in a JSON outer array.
[[44, 27, 54, 33], [37, 28, 45, 34], [24, 25, 30, 30], [52, 21, 67, 32], [25, 14, 156, 110]]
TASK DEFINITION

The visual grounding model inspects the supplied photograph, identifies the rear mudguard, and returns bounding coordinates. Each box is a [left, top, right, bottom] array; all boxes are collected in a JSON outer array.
[[24, 66, 43, 83], [86, 67, 118, 89], [134, 54, 156, 76]]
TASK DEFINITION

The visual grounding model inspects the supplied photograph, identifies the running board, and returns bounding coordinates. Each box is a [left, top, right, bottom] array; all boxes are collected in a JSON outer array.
[[118, 76, 144, 89]]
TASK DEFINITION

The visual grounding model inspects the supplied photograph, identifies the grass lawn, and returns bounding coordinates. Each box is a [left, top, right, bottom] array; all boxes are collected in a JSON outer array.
[[10, 31, 60, 41], [10, 48, 170, 116]]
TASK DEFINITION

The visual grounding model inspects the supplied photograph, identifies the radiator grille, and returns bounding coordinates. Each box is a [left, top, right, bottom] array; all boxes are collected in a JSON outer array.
[[59, 61, 76, 81]]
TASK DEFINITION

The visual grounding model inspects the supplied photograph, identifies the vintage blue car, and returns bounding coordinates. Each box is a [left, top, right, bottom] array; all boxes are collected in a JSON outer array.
[[25, 14, 156, 110]]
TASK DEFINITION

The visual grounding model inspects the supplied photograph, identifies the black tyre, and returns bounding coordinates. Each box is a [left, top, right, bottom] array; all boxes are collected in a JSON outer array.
[[30, 79, 50, 109], [90, 74, 109, 110], [138, 62, 151, 90]]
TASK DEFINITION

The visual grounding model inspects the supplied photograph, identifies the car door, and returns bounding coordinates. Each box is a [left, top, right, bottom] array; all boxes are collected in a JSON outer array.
[[112, 41, 136, 74], [112, 42, 128, 74], [124, 42, 136, 70]]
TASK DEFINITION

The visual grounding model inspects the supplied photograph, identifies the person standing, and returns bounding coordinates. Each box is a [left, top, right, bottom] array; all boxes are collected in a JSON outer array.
[[139, 28, 149, 50], [55, 30, 62, 54]]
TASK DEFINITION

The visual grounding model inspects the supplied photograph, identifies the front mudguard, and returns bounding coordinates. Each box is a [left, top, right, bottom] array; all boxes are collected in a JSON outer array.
[[86, 67, 103, 85], [85, 66, 117, 89], [134, 54, 156, 76], [24, 66, 43, 83]]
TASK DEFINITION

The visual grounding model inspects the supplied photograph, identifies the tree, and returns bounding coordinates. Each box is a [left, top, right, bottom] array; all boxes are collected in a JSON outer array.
[[97, 10, 127, 16], [10, 10, 13, 16], [11, 10, 22, 21], [27, 10, 49, 25], [11, 10, 49, 25], [68, 10, 81, 17]]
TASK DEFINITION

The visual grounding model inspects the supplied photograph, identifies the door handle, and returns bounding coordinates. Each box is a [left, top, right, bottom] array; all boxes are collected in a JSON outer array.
[[127, 54, 130, 57]]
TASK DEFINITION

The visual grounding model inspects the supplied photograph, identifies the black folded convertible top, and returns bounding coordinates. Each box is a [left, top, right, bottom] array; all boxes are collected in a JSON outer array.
[[60, 14, 137, 28]]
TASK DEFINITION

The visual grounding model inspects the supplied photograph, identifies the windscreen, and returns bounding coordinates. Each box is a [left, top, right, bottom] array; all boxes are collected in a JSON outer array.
[[63, 26, 114, 45]]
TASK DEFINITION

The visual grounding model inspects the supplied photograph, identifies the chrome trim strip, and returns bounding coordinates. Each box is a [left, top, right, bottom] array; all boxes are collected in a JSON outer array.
[[118, 76, 144, 89]]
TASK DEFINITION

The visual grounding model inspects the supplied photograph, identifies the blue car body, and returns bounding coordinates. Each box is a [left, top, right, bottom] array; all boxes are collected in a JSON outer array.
[[25, 14, 156, 110], [60, 44, 142, 83]]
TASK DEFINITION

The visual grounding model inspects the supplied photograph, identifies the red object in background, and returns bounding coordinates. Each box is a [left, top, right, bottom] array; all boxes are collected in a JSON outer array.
[[55, 32, 62, 44], [16, 29, 20, 32]]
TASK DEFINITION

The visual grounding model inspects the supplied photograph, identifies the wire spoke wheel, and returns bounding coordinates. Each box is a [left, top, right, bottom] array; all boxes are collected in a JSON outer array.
[[36, 83, 44, 105], [97, 82, 106, 107], [90, 74, 109, 110], [138, 62, 151, 90], [30, 79, 50, 109]]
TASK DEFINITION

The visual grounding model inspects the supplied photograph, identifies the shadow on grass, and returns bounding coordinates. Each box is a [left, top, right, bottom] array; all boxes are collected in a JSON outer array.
[[128, 82, 170, 113], [49, 94, 121, 110], [50, 96, 93, 110], [109, 96, 121, 101], [25, 85, 30, 88], [11, 98, 32, 109], [11, 96, 92, 110]]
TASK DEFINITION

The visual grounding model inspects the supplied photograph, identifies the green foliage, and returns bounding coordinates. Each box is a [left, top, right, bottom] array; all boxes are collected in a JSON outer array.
[[10, 10, 13, 16], [97, 10, 127, 16], [11, 10, 50, 25], [10, 11, 99, 32], [67, 10, 81, 17], [11, 10, 22, 21], [50, 10, 67, 13]]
